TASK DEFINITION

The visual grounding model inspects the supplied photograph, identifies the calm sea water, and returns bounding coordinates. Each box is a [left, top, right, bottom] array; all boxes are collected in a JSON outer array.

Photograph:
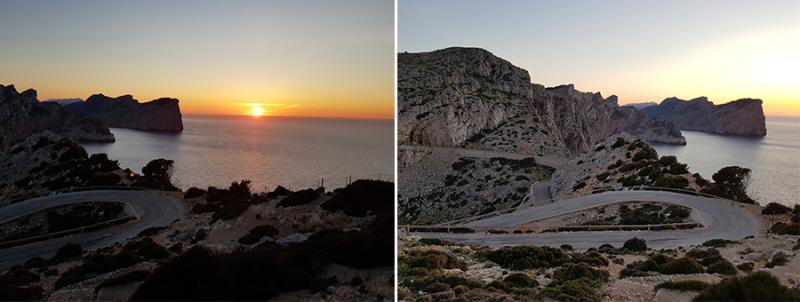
[[82, 115, 393, 191], [653, 116, 800, 207]]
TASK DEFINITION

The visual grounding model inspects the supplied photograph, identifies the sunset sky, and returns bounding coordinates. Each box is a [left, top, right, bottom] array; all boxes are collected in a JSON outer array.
[[400, 0, 800, 117], [0, 0, 393, 119]]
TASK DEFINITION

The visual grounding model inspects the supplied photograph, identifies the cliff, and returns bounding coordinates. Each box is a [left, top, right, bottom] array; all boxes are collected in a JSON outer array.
[[639, 97, 767, 136], [0, 84, 114, 150], [66, 94, 183, 132], [398, 47, 685, 157]]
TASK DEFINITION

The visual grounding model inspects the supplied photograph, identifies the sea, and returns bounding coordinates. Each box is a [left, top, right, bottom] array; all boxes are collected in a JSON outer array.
[[82, 115, 394, 192], [652, 116, 800, 207]]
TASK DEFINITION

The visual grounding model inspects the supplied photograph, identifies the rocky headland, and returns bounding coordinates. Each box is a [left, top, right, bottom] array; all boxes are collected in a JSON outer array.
[[0, 85, 114, 150], [66, 94, 183, 132], [639, 97, 767, 136], [398, 47, 685, 159]]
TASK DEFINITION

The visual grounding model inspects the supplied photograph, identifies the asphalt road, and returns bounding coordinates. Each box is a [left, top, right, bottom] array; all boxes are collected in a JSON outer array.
[[414, 190, 763, 250], [0, 190, 185, 270]]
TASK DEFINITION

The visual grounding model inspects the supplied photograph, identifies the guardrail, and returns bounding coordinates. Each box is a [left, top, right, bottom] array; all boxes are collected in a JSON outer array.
[[418, 185, 731, 228], [0, 185, 162, 205], [0, 214, 136, 250]]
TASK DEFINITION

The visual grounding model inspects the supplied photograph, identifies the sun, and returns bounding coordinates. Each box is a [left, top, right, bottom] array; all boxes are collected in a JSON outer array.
[[248, 105, 266, 117]]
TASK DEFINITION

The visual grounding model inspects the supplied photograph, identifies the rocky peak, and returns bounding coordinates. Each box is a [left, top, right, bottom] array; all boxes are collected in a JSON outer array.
[[67, 94, 183, 132], [640, 97, 766, 136], [398, 47, 685, 157], [0, 84, 114, 150]]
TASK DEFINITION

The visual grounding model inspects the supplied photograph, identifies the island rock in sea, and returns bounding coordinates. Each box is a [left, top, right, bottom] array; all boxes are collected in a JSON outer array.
[[66, 94, 183, 132], [398, 47, 685, 157], [0, 84, 114, 150], [639, 97, 767, 136]]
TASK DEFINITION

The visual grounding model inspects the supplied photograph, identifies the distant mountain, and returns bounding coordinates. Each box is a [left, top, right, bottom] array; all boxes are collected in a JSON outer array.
[[398, 47, 685, 158], [623, 102, 657, 110], [639, 97, 766, 136], [66, 94, 183, 132], [0, 85, 113, 150], [43, 98, 83, 106]]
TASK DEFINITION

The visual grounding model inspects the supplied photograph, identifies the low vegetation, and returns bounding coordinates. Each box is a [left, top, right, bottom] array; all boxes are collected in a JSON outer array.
[[693, 272, 800, 301], [655, 280, 709, 291]]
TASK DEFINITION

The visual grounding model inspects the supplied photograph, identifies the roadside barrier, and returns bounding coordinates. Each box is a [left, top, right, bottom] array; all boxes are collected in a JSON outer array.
[[405, 185, 733, 231]]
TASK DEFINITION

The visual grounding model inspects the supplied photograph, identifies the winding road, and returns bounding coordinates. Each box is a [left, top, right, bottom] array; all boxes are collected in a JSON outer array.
[[412, 190, 764, 250], [0, 190, 185, 270]]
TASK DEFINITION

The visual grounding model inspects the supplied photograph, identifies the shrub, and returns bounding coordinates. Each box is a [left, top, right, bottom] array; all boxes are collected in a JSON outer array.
[[612, 138, 627, 149], [622, 237, 647, 252], [276, 189, 320, 207], [769, 222, 800, 235], [659, 156, 678, 166], [655, 280, 709, 291], [706, 259, 737, 275], [551, 263, 609, 285], [0, 285, 43, 301], [135, 159, 178, 191], [503, 272, 538, 288], [632, 147, 658, 162], [761, 202, 792, 215], [736, 262, 754, 272], [686, 248, 723, 266], [693, 272, 800, 301], [53, 243, 83, 261], [538, 278, 603, 302], [766, 252, 788, 268], [654, 175, 689, 189], [702, 239, 737, 248], [211, 203, 251, 222], [596, 172, 610, 181], [483, 246, 568, 270], [238, 224, 279, 245], [184, 187, 206, 199], [573, 181, 586, 191], [320, 180, 393, 216], [403, 250, 465, 270], [660, 257, 704, 275], [668, 163, 689, 174]]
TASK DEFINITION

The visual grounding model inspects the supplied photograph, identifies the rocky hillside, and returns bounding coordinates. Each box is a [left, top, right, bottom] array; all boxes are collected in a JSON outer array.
[[0, 85, 114, 150], [640, 97, 767, 136], [66, 94, 183, 132], [398, 47, 685, 158]]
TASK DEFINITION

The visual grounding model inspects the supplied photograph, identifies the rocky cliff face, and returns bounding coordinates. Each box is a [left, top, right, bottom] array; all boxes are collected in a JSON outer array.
[[0, 85, 114, 150], [639, 97, 767, 136], [398, 47, 685, 158], [66, 94, 183, 132]]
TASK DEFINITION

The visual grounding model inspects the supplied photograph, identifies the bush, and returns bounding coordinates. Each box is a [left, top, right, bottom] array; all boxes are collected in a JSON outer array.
[[654, 175, 689, 189], [551, 263, 609, 284], [655, 280, 709, 291], [538, 278, 603, 302], [622, 237, 647, 252], [238, 224, 279, 245], [659, 257, 704, 275], [769, 222, 800, 235], [0, 285, 43, 301], [612, 137, 627, 149], [211, 203, 251, 222], [706, 259, 737, 275], [320, 180, 393, 216], [596, 172, 610, 181], [686, 248, 723, 266], [766, 252, 788, 268], [693, 272, 799, 301], [276, 189, 320, 207], [403, 250, 465, 270], [632, 147, 658, 162], [736, 262, 754, 272], [761, 202, 792, 215], [483, 246, 568, 270], [702, 239, 737, 248], [184, 187, 206, 199], [53, 243, 83, 261], [503, 272, 538, 288]]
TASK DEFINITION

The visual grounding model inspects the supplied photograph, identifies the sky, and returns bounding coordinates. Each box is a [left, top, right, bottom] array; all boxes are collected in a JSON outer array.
[[399, 0, 800, 117], [0, 0, 394, 119]]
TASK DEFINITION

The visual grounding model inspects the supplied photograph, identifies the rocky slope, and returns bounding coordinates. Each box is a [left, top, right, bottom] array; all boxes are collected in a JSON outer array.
[[639, 97, 767, 136], [398, 47, 685, 158], [0, 85, 114, 150], [66, 94, 183, 132]]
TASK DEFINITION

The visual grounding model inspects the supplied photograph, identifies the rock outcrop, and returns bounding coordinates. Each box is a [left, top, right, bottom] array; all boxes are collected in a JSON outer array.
[[66, 94, 183, 132], [639, 97, 767, 136], [0, 84, 114, 150], [398, 47, 685, 158], [623, 102, 657, 110]]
